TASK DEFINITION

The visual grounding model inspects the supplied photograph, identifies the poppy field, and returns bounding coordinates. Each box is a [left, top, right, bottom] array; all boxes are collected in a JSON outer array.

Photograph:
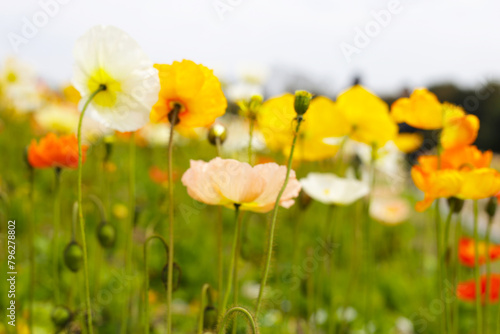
[[2, 24, 500, 334]]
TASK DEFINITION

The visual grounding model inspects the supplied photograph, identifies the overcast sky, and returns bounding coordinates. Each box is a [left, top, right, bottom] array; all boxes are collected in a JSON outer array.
[[1, 0, 500, 95]]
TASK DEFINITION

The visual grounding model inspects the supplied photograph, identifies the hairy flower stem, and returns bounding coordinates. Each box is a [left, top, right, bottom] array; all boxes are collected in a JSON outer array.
[[218, 307, 259, 334], [221, 205, 242, 314], [166, 105, 180, 334], [255, 117, 303, 317], [120, 132, 136, 334], [77, 86, 105, 334], [473, 200, 482, 334], [143, 235, 169, 334], [53, 167, 62, 304]]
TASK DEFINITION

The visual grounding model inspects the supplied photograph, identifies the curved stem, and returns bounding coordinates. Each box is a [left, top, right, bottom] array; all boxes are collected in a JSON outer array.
[[221, 205, 242, 314], [473, 200, 482, 334], [143, 235, 169, 334], [120, 132, 136, 334], [53, 168, 62, 305], [197, 284, 213, 334], [166, 106, 180, 334], [255, 117, 303, 316], [77, 86, 105, 334], [88, 194, 108, 222], [218, 307, 259, 334]]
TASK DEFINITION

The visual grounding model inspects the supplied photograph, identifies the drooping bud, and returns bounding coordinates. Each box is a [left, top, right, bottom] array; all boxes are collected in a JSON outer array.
[[203, 306, 218, 330], [97, 222, 116, 248], [51, 306, 72, 328], [64, 241, 83, 272], [294, 90, 312, 116], [447, 197, 465, 214], [486, 197, 497, 219], [161, 262, 181, 292], [207, 124, 227, 146]]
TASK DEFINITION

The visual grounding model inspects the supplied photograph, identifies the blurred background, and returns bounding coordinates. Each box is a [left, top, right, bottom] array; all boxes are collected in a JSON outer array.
[[1, 0, 500, 150]]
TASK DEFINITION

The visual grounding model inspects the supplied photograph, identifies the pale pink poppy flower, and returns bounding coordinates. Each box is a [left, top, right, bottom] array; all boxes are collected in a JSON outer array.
[[181, 157, 301, 213]]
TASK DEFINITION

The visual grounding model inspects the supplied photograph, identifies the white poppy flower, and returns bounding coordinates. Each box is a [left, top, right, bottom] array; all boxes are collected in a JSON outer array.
[[300, 172, 369, 205], [72, 25, 160, 132]]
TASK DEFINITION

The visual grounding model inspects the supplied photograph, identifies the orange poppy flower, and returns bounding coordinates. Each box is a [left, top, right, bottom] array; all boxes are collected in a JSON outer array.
[[28, 133, 87, 169], [457, 274, 500, 304], [149, 166, 178, 186], [440, 103, 480, 150], [411, 146, 500, 211], [459, 238, 500, 267], [150, 60, 227, 130]]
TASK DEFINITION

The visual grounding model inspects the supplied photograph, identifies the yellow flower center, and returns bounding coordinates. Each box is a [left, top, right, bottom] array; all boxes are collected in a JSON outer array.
[[323, 189, 331, 195], [87, 68, 121, 108]]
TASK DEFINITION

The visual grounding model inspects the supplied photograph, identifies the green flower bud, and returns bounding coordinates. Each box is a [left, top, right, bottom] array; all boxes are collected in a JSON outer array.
[[486, 197, 497, 219], [97, 222, 116, 248], [203, 306, 218, 330], [447, 197, 465, 214], [207, 124, 227, 146], [294, 90, 312, 116], [51, 305, 72, 328], [64, 241, 83, 272], [161, 262, 181, 292], [238, 95, 263, 120]]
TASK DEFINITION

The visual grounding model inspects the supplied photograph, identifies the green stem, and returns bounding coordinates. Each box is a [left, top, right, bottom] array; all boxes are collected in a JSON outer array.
[[327, 205, 337, 333], [166, 106, 180, 334], [143, 235, 169, 334], [221, 205, 242, 314], [218, 307, 259, 334], [53, 167, 62, 305], [473, 200, 482, 334], [120, 132, 136, 334], [28, 168, 35, 333], [485, 216, 493, 333], [442, 203, 454, 333], [435, 200, 446, 334], [198, 284, 213, 334], [452, 213, 462, 334], [363, 144, 377, 325], [77, 85, 105, 334], [232, 212, 244, 334], [248, 118, 255, 164], [255, 117, 303, 316]]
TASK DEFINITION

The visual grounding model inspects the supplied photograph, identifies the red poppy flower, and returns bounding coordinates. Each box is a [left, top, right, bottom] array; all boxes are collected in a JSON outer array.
[[459, 238, 500, 267], [457, 274, 500, 303], [28, 133, 87, 169]]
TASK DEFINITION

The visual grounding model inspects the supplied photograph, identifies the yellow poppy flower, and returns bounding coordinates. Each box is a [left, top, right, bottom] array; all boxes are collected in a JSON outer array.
[[458, 168, 500, 200], [391, 88, 443, 130], [335, 85, 398, 147], [258, 94, 344, 161], [440, 103, 479, 149], [394, 132, 424, 153], [150, 60, 227, 129]]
